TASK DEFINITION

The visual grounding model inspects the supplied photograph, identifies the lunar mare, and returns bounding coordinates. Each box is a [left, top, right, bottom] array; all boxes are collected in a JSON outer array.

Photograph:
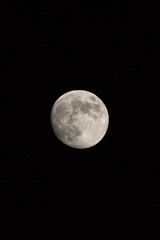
[[50, 90, 109, 149]]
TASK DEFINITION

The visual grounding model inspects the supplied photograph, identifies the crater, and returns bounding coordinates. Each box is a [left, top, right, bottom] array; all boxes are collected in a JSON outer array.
[[90, 96, 96, 102], [93, 104, 101, 113], [71, 100, 93, 114], [65, 125, 82, 143], [53, 121, 82, 142], [92, 113, 98, 119], [72, 125, 82, 137], [67, 136, 73, 142]]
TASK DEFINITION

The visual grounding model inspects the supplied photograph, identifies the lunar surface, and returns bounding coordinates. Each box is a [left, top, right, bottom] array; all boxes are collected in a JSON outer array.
[[50, 90, 109, 149]]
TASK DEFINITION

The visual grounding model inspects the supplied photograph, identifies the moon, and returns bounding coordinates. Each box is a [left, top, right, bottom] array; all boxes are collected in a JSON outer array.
[[50, 90, 109, 149]]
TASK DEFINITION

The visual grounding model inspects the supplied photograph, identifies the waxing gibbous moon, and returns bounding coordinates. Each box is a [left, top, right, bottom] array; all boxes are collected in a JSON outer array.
[[50, 90, 109, 149]]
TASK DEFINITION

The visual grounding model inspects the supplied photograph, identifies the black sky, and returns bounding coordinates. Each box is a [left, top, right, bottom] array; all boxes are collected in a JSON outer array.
[[1, 0, 160, 232]]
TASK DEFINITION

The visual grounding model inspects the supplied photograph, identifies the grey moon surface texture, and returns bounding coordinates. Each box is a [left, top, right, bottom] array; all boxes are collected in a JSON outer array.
[[50, 90, 109, 149]]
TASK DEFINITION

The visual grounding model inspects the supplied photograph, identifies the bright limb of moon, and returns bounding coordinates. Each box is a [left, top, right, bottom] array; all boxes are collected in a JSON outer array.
[[50, 90, 109, 149]]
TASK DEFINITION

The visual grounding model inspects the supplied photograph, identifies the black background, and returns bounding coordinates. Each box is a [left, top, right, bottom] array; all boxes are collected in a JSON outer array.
[[1, 0, 160, 232]]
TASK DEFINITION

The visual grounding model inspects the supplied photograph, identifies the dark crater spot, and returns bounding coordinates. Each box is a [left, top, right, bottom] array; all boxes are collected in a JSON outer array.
[[81, 102, 93, 113], [71, 100, 93, 114], [93, 104, 101, 113], [92, 113, 98, 119], [71, 100, 83, 109], [66, 125, 82, 143], [69, 110, 78, 122], [53, 120, 82, 142], [72, 125, 82, 137], [90, 96, 96, 102], [67, 136, 73, 142]]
